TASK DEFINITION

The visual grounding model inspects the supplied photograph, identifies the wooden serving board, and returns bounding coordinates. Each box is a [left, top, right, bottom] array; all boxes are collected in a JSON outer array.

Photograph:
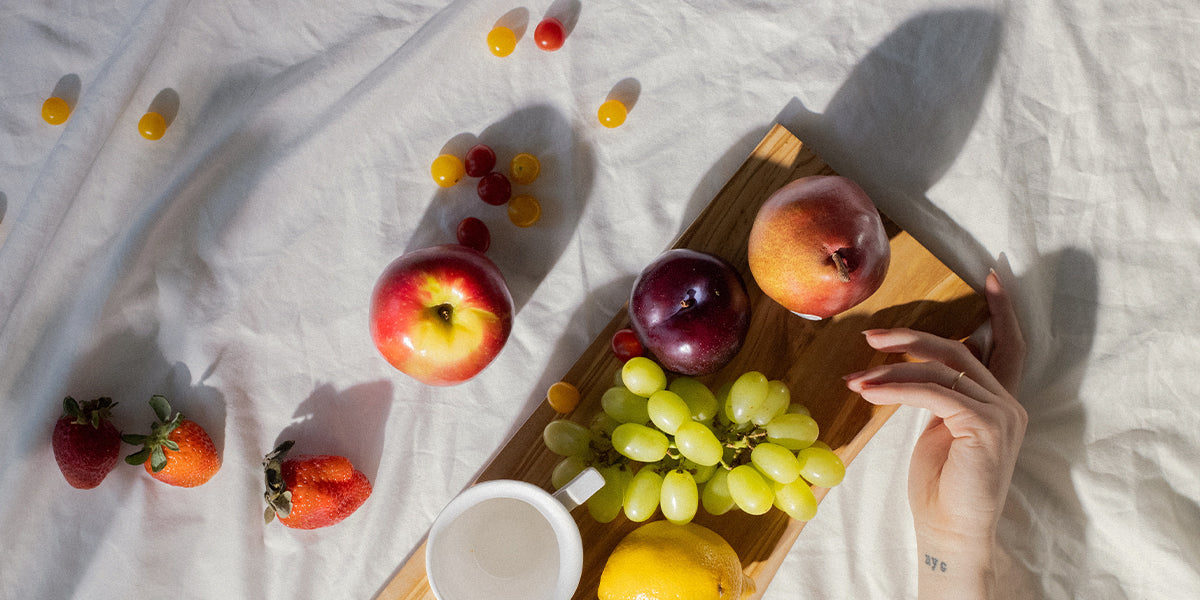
[[375, 124, 987, 600]]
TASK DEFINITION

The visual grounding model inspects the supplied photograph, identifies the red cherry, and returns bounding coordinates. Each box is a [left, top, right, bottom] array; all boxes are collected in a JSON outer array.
[[477, 172, 512, 206], [611, 328, 644, 361], [534, 18, 566, 51], [456, 217, 491, 253], [464, 144, 497, 177]]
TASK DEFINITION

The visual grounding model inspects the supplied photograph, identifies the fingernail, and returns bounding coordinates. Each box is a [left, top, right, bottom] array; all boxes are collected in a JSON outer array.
[[842, 370, 867, 381]]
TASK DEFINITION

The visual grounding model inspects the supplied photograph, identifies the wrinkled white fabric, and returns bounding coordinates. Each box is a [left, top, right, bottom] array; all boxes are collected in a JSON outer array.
[[2, 0, 1198, 598]]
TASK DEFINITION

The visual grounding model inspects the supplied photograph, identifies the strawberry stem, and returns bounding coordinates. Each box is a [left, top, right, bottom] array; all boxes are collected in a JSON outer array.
[[122, 395, 184, 473]]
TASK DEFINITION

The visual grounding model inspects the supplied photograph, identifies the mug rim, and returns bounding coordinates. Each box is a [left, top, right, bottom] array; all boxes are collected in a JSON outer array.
[[425, 479, 584, 600]]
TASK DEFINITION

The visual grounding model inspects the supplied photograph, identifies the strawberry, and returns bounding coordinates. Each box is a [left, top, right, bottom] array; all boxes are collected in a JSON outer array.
[[122, 395, 220, 488], [263, 440, 372, 529], [52, 397, 122, 489]]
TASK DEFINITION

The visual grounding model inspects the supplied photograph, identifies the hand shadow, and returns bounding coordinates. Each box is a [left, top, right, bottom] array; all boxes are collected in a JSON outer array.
[[402, 104, 596, 314], [996, 247, 1098, 597], [737, 9, 1093, 595]]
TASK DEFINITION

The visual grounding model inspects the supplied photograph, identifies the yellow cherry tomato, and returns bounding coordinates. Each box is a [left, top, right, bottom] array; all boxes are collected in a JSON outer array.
[[546, 381, 581, 413], [597, 99, 628, 128], [430, 154, 465, 187], [487, 26, 517, 57], [509, 152, 541, 185], [42, 97, 71, 125], [508, 194, 541, 227], [138, 112, 168, 140]]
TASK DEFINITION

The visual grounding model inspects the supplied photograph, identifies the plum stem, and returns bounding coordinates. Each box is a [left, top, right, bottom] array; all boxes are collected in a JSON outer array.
[[832, 250, 851, 283], [680, 290, 696, 309]]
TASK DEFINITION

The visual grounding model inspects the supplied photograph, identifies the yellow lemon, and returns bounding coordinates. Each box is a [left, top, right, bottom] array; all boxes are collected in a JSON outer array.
[[599, 520, 756, 600]]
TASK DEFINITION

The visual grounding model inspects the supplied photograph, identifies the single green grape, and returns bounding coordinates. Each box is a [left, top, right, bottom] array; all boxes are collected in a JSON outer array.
[[754, 380, 791, 426], [543, 419, 592, 457], [701, 467, 737, 516], [669, 377, 719, 423], [729, 371, 770, 425], [588, 464, 632, 523], [622, 468, 663, 522], [611, 422, 669, 463], [727, 464, 774, 515], [773, 478, 818, 521], [764, 412, 819, 450], [685, 460, 719, 484], [621, 356, 667, 397], [660, 469, 699, 524], [589, 411, 620, 437], [647, 390, 691, 435], [601, 386, 650, 424], [552, 455, 591, 489], [674, 421, 723, 467], [787, 401, 811, 416], [750, 442, 802, 484], [798, 446, 845, 487], [716, 380, 736, 426]]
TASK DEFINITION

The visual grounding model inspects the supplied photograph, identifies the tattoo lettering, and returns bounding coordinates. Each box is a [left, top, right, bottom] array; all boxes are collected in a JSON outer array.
[[924, 554, 948, 573]]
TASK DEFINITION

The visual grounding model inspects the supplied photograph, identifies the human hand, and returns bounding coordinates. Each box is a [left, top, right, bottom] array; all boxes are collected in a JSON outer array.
[[843, 270, 1027, 599]]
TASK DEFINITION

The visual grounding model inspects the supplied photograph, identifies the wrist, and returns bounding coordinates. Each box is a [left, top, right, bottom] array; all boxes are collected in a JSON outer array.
[[914, 535, 995, 600]]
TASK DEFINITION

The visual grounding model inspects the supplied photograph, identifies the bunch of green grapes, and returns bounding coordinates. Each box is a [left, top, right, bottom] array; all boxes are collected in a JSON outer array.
[[541, 356, 846, 525]]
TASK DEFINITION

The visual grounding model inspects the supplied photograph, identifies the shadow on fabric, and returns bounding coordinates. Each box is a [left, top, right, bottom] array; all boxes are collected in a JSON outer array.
[[403, 104, 596, 314]]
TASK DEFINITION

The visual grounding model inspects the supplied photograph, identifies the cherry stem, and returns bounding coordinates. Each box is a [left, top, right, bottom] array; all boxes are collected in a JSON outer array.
[[832, 250, 851, 283]]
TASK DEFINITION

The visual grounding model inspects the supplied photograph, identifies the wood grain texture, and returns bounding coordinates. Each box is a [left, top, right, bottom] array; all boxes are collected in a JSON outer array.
[[374, 124, 987, 600]]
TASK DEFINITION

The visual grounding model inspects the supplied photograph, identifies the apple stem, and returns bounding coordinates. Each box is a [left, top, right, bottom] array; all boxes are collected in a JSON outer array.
[[832, 250, 851, 283], [435, 303, 453, 322]]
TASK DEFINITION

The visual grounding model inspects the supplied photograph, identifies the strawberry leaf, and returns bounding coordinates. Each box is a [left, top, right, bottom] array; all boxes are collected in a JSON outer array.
[[63, 397, 81, 418], [149, 395, 171, 422], [126, 448, 152, 466], [150, 446, 168, 472]]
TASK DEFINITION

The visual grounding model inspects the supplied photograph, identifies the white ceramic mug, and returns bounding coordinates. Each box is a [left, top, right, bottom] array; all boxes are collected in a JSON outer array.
[[425, 468, 605, 600]]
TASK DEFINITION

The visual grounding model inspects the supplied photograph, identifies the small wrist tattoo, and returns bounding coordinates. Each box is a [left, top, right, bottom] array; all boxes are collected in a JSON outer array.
[[924, 553, 949, 573]]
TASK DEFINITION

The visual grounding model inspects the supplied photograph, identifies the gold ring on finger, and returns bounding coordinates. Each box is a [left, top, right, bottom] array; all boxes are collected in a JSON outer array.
[[950, 370, 967, 392]]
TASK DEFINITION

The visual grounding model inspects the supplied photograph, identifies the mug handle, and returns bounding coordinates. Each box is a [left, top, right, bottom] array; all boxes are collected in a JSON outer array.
[[551, 467, 605, 511]]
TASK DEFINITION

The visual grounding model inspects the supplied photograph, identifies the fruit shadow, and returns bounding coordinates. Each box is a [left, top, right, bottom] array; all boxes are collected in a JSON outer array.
[[64, 327, 229, 466], [31, 328, 224, 600], [47, 73, 83, 116], [403, 103, 596, 315], [51, 67, 286, 464], [271, 380, 394, 482], [545, 0, 583, 36]]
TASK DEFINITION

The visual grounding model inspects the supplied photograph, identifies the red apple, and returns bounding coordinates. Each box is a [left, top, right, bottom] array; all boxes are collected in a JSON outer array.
[[370, 244, 514, 386], [628, 249, 751, 376], [747, 175, 890, 319]]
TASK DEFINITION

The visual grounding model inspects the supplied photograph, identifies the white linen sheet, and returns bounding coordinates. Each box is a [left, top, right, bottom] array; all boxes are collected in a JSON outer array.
[[2, 0, 1198, 598]]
